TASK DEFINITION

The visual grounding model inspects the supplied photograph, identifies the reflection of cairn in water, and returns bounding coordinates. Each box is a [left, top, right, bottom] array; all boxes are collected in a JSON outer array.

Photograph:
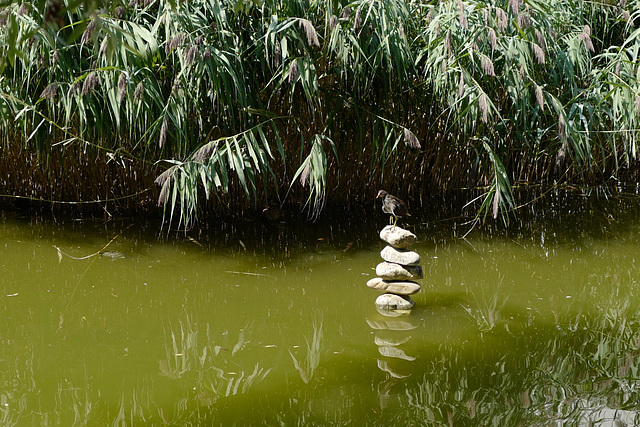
[[367, 225, 422, 310], [366, 315, 418, 410]]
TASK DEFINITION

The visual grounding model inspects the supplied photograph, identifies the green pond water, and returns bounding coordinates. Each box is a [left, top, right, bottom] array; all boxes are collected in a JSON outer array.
[[2, 192, 640, 426]]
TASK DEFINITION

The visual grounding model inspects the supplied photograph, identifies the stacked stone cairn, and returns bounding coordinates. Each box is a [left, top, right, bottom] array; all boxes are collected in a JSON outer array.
[[367, 225, 422, 310]]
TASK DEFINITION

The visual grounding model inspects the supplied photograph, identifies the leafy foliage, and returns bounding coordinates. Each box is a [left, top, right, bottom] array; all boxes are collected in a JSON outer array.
[[0, 0, 639, 225]]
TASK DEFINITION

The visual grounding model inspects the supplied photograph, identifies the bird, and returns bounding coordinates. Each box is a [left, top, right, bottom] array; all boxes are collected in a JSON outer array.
[[376, 190, 409, 227]]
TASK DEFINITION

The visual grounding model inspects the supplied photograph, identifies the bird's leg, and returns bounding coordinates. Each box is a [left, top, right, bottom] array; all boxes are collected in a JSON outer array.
[[392, 216, 398, 229], [389, 216, 393, 225]]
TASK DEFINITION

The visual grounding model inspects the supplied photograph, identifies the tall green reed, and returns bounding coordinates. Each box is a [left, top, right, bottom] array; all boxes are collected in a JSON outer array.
[[0, 0, 638, 225]]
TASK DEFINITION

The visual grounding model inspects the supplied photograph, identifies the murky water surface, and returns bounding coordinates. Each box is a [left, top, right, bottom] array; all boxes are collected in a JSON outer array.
[[2, 193, 640, 425]]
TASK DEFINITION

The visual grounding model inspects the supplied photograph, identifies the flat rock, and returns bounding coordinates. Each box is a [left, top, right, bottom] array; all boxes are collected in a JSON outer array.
[[367, 277, 421, 295], [376, 262, 423, 280], [380, 225, 418, 249], [375, 293, 415, 311], [380, 246, 420, 265]]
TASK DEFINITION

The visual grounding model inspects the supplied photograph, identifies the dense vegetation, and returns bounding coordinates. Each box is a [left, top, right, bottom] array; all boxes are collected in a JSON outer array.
[[0, 0, 638, 226]]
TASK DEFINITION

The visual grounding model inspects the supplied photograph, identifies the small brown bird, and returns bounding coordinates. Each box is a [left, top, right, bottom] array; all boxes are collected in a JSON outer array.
[[376, 190, 409, 226]]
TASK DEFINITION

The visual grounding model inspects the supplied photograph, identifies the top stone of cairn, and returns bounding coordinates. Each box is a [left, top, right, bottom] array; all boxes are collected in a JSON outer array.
[[380, 225, 418, 249]]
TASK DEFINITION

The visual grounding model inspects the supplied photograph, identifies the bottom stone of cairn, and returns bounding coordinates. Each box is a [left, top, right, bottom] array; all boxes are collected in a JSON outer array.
[[375, 293, 415, 310]]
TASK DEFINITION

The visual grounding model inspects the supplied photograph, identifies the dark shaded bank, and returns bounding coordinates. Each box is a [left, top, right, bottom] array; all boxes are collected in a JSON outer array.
[[3, 182, 640, 247], [4, 138, 640, 226]]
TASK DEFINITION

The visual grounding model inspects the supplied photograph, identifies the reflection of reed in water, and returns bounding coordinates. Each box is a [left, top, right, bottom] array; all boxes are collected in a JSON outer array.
[[461, 281, 507, 332], [54, 380, 93, 426], [397, 302, 640, 425], [289, 321, 323, 384], [159, 315, 271, 407]]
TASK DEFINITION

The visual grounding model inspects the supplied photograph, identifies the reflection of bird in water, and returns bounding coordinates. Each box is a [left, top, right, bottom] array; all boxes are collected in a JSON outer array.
[[376, 190, 409, 226]]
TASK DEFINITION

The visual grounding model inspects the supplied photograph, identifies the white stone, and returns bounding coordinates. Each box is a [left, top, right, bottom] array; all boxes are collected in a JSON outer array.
[[367, 277, 421, 295], [380, 246, 420, 265], [376, 262, 423, 280], [380, 225, 418, 249], [375, 293, 415, 310]]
